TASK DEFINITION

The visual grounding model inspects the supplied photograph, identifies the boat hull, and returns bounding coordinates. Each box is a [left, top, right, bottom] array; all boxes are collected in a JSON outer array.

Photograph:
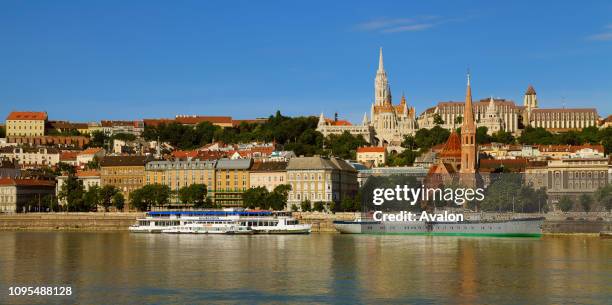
[[333, 218, 544, 237]]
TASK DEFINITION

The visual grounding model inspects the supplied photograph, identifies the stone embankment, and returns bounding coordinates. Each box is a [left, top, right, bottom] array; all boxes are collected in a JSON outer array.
[[0, 212, 144, 231], [0, 211, 610, 234]]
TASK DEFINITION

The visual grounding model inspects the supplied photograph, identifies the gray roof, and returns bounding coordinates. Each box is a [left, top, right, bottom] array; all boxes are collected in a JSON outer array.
[[146, 159, 216, 170], [286, 156, 356, 172], [215, 158, 252, 170]]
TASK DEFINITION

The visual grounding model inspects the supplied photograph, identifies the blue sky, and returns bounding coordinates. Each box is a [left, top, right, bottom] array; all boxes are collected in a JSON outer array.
[[1, 0, 611, 123]]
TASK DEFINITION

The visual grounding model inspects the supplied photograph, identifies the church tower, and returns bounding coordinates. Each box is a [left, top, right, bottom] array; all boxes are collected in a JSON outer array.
[[460, 73, 477, 174], [374, 47, 392, 106], [523, 85, 538, 126]]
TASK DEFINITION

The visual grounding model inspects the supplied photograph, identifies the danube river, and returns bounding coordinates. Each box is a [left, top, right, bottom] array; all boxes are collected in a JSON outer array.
[[0, 232, 610, 304]]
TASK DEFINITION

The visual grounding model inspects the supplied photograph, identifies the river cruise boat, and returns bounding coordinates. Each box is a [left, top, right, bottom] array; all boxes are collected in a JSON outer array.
[[161, 220, 253, 234], [333, 214, 544, 237], [129, 209, 311, 234]]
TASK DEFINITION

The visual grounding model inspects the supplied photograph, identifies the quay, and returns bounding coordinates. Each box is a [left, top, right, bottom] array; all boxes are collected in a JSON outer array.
[[0, 212, 610, 234]]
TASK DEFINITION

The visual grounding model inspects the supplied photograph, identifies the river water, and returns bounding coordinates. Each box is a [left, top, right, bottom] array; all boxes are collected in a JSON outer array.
[[0, 232, 610, 304]]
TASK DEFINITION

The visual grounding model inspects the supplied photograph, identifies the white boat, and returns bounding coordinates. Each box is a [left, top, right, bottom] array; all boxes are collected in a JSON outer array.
[[129, 209, 311, 234], [238, 216, 311, 234], [161, 221, 253, 234]]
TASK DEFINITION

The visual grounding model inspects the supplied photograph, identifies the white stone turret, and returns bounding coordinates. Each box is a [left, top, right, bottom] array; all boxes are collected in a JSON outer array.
[[318, 113, 326, 127], [374, 47, 392, 106]]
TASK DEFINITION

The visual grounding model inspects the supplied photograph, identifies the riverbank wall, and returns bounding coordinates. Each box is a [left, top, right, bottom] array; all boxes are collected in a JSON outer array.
[[0, 212, 610, 233], [0, 213, 144, 231]]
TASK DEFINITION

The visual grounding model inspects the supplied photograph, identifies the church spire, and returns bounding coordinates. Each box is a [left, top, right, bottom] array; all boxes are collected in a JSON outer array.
[[374, 47, 391, 106], [378, 47, 384, 71], [462, 72, 475, 131], [460, 72, 477, 176]]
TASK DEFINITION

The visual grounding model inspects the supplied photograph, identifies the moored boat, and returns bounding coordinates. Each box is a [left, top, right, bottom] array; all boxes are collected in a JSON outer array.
[[129, 209, 311, 234], [333, 216, 544, 237]]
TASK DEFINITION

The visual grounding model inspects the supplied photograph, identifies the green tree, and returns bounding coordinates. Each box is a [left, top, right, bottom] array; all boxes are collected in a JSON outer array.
[[476, 126, 491, 144], [326, 131, 367, 160], [558, 131, 583, 145], [454, 115, 463, 125], [89, 131, 109, 148], [58, 175, 85, 212], [491, 130, 515, 144], [178, 184, 208, 208], [300, 200, 312, 212], [386, 149, 420, 166], [242, 187, 269, 209], [130, 184, 172, 211], [112, 192, 125, 211], [558, 196, 574, 212], [313, 201, 325, 212], [414, 127, 450, 150], [0, 125, 5, 138], [55, 162, 76, 176], [519, 126, 557, 145], [401, 135, 417, 150], [580, 194, 593, 212], [594, 184, 612, 211], [99, 185, 120, 212], [112, 133, 136, 142], [83, 185, 101, 211], [340, 197, 355, 212], [433, 113, 444, 125], [269, 184, 291, 211]]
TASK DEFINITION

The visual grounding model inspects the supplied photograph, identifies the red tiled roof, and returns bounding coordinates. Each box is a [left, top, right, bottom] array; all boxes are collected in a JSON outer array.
[[0, 178, 55, 187], [324, 118, 352, 126], [76, 170, 100, 177], [143, 118, 175, 127], [439, 132, 461, 158], [532, 108, 597, 113], [6, 111, 47, 121], [172, 150, 200, 159], [60, 151, 79, 161], [357, 146, 386, 153], [175, 116, 233, 125], [79, 148, 103, 155]]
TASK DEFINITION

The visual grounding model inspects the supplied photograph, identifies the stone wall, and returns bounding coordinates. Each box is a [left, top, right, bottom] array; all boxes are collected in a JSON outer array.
[[293, 212, 359, 232], [0, 212, 143, 230]]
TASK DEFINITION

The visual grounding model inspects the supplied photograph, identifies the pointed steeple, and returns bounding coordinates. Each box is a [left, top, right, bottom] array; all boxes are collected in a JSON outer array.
[[462, 72, 475, 131], [362, 112, 369, 125], [318, 113, 326, 126], [374, 47, 391, 106], [460, 72, 477, 176], [378, 47, 384, 71]]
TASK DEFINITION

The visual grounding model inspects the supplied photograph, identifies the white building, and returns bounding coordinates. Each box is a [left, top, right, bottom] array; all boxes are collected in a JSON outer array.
[[0, 178, 56, 213], [369, 48, 417, 151], [0, 146, 60, 168], [76, 148, 106, 166]]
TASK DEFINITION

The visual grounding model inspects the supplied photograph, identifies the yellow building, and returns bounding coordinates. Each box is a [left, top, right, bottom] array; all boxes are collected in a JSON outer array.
[[249, 161, 287, 192], [5, 112, 47, 137], [145, 159, 216, 204], [356, 146, 387, 167], [286, 156, 358, 209], [100, 156, 149, 210], [214, 158, 252, 207]]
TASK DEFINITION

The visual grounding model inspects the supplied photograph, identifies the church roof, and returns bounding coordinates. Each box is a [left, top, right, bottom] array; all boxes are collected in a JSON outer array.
[[438, 131, 461, 158], [525, 85, 536, 95]]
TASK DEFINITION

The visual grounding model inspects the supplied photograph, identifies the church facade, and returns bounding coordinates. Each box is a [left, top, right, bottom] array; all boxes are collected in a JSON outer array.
[[367, 48, 417, 151]]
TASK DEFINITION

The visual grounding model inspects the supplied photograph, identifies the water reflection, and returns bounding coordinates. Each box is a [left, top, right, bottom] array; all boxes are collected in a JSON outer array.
[[0, 233, 610, 304]]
